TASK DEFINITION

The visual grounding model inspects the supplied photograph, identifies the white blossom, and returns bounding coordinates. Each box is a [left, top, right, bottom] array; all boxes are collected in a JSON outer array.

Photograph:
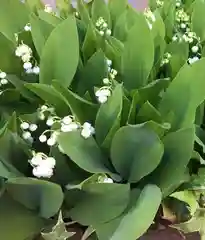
[[39, 134, 47, 143], [24, 24, 31, 31], [188, 56, 199, 64], [99, 31, 104, 36], [38, 112, 45, 120], [0, 72, 6, 79], [103, 78, 110, 85], [103, 177, 114, 183], [0, 79, 8, 85], [33, 164, 53, 178], [191, 45, 199, 53], [81, 122, 95, 139], [95, 88, 111, 103], [26, 68, 33, 74], [46, 117, 54, 126], [33, 66, 40, 74], [62, 116, 72, 125], [23, 62, 32, 70], [41, 105, 48, 111], [106, 59, 112, 66], [15, 44, 32, 59], [106, 29, 112, 36], [47, 137, 57, 146], [45, 157, 56, 169], [29, 124, 38, 132], [22, 131, 31, 140], [20, 122, 30, 130], [30, 154, 43, 166], [61, 122, 79, 132]]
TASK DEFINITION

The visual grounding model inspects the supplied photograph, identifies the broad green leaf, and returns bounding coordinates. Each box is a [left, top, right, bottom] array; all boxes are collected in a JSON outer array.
[[111, 124, 164, 183], [160, 0, 176, 39], [0, 193, 44, 240], [57, 131, 111, 174], [95, 84, 123, 146], [40, 15, 79, 87], [109, 0, 127, 26], [25, 83, 70, 115], [0, 33, 21, 74], [122, 14, 154, 90], [38, 10, 62, 27], [6, 177, 64, 219], [30, 13, 54, 56], [159, 58, 205, 130], [91, 0, 111, 27], [0, 0, 28, 42], [137, 101, 162, 123], [69, 183, 130, 225], [191, 0, 205, 41], [138, 78, 170, 106], [171, 191, 198, 216], [127, 90, 140, 124], [152, 10, 165, 39], [52, 80, 98, 123], [151, 127, 195, 196], [77, 50, 107, 95], [25, 0, 44, 11], [77, 0, 91, 26], [113, 10, 128, 42], [8, 74, 37, 101], [96, 185, 161, 240], [82, 23, 98, 61]]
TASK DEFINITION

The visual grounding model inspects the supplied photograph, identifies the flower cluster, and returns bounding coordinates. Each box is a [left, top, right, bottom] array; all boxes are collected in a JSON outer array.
[[95, 59, 117, 104], [95, 17, 111, 36], [29, 152, 56, 178], [20, 121, 38, 143], [15, 42, 40, 75], [161, 52, 172, 66], [144, 8, 156, 30], [0, 71, 8, 87], [37, 105, 95, 148]]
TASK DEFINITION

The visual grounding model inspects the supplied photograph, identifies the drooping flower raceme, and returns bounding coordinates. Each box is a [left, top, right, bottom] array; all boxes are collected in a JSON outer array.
[[95, 17, 111, 36], [29, 152, 56, 178]]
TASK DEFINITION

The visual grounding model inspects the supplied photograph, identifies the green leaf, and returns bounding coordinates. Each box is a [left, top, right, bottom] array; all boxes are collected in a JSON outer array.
[[25, 0, 44, 11], [0, 0, 29, 42], [113, 10, 128, 42], [137, 101, 162, 123], [96, 185, 161, 240], [30, 13, 54, 56], [40, 15, 79, 87], [91, 0, 111, 27], [191, 0, 205, 41], [122, 14, 154, 90], [57, 131, 111, 174], [170, 191, 198, 216], [82, 23, 98, 61], [38, 10, 62, 27], [77, 50, 107, 95], [138, 78, 170, 106], [25, 83, 70, 115], [6, 177, 64, 219], [69, 183, 130, 225], [109, 0, 127, 26], [151, 127, 195, 196], [7, 74, 37, 101], [159, 58, 205, 130], [0, 33, 21, 74], [77, 0, 91, 26], [52, 80, 98, 123], [95, 84, 123, 146], [0, 193, 44, 240], [111, 124, 164, 183]]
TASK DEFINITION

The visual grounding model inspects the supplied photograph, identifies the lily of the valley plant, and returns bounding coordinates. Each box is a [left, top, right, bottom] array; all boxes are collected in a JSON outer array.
[[1, 0, 205, 239]]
